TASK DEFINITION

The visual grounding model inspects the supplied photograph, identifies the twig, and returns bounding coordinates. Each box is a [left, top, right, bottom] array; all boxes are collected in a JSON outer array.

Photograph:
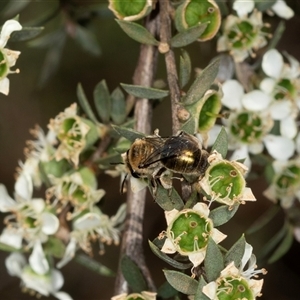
[[159, 0, 181, 134], [114, 11, 159, 295], [159, 0, 191, 199]]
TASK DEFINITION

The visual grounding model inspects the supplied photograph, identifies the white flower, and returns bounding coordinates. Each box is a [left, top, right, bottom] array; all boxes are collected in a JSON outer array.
[[5, 252, 72, 300], [0, 172, 59, 248], [161, 203, 226, 268], [203, 243, 266, 299], [218, 80, 295, 168], [217, 11, 268, 62], [0, 20, 22, 95], [48, 103, 99, 166], [57, 204, 126, 268], [233, 0, 294, 19], [260, 49, 300, 138]]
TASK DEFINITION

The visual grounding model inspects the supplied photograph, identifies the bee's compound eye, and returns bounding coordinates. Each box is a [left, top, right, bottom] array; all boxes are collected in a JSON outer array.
[[132, 172, 140, 178]]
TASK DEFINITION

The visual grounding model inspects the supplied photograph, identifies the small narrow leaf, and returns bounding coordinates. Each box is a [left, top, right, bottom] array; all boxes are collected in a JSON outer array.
[[258, 222, 288, 261], [194, 276, 210, 300], [171, 23, 207, 48], [121, 255, 148, 292], [157, 281, 178, 299], [0, 242, 21, 252], [111, 87, 127, 125], [154, 186, 184, 211], [204, 238, 224, 282], [75, 25, 101, 56], [225, 235, 246, 267], [267, 20, 285, 51], [180, 116, 197, 135], [163, 270, 198, 295], [268, 223, 294, 263], [179, 49, 192, 89], [77, 83, 98, 123], [112, 125, 145, 142], [149, 240, 193, 270], [121, 83, 169, 99], [116, 19, 159, 46], [75, 254, 115, 277], [246, 205, 280, 235], [184, 59, 220, 105], [10, 27, 44, 42], [209, 204, 239, 227], [94, 80, 111, 124], [44, 237, 66, 258], [211, 126, 228, 159]]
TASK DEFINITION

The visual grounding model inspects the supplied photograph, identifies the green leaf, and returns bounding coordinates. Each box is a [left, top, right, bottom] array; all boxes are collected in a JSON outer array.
[[75, 24, 101, 56], [204, 238, 224, 282], [246, 205, 280, 235], [211, 126, 228, 159], [111, 87, 127, 125], [149, 240, 193, 270], [268, 222, 294, 263], [94, 80, 111, 123], [77, 83, 99, 123], [10, 27, 44, 42], [121, 83, 169, 99], [157, 280, 178, 299], [194, 276, 210, 300], [180, 116, 197, 135], [171, 23, 207, 48], [179, 49, 192, 89], [75, 254, 115, 276], [258, 221, 289, 261], [153, 186, 184, 211], [112, 125, 145, 142], [121, 255, 148, 292], [116, 19, 160, 46], [225, 235, 246, 267], [2, 1, 30, 18], [209, 204, 239, 227], [184, 58, 220, 105], [163, 270, 198, 295]]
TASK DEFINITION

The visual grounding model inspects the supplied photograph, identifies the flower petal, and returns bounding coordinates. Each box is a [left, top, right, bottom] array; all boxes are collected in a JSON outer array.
[[0, 20, 22, 48], [221, 80, 244, 110], [57, 238, 77, 269], [29, 242, 49, 275], [161, 238, 176, 254], [269, 100, 292, 120], [0, 184, 16, 212], [280, 117, 297, 139], [41, 212, 59, 235], [5, 252, 26, 276], [15, 172, 33, 200], [188, 250, 206, 267], [263, 134, 295, 160], [242, 90, 271, 111], [0, 228, 23, 249], [272, 0, 294, 19], [233, 0, 255, 17], [260, 77, 276, 94], [0, 77, 9, 95], [262, 49, 283, 79]]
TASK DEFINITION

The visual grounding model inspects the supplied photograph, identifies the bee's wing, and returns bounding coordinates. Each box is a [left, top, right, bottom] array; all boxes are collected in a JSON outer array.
[[139, 136, 168, 168]]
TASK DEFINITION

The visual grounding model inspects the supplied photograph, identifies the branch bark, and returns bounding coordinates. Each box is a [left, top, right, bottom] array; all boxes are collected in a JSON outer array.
[[114, 11, 159, 295], [159, 0, 181, 135]]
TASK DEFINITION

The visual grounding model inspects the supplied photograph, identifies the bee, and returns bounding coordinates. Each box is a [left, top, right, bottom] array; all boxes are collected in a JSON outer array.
[[122, 130, 209, 194]]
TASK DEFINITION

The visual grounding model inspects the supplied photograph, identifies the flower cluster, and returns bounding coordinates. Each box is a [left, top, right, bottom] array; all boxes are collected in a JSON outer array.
[[0, 103, 126, 299], [217, 0, 293, 62]]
